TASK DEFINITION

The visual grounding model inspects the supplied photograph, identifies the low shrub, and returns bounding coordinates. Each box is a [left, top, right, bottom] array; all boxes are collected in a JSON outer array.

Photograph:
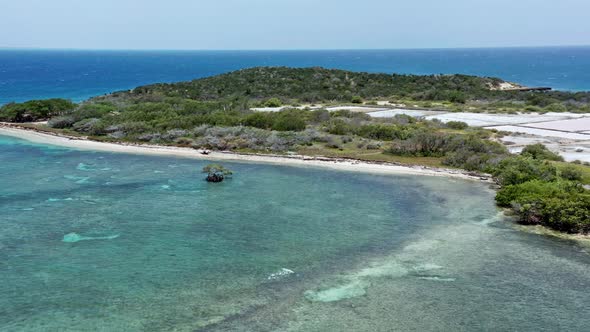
[[521, 143, 564, 161], [351, 96, 363, 104], [446, 121, 468, 130], [48, 116, 76, 129]]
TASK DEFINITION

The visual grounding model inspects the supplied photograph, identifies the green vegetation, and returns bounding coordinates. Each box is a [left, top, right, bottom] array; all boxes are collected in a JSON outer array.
[[351, 96, 363, 104], [0, 99, 76, 122], [82, 66, 590, 114], [521, 143, 564, 161], [202, 164, 233, 183], [493, 155, 590, 234], [123, 67, 503, 103], [2, 67, 590, 234], [446, 121, 469, 130], [264, 98, 282, 107], [391, 136, 590, 234], [496, 181, 590, 234]]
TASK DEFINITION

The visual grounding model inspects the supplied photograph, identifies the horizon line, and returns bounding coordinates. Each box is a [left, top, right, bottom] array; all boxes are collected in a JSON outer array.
[[1, 44, 590, 52]]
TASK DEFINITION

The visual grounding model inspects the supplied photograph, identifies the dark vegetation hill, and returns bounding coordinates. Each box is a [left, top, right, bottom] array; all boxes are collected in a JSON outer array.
[[1, 67, 590, 233], [126, 66, 501, 103], [101, 66, 590, 107]]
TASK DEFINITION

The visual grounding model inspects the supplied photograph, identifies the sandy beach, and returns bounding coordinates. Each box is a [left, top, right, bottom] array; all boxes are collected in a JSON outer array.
[[0, 124, 490, 182]]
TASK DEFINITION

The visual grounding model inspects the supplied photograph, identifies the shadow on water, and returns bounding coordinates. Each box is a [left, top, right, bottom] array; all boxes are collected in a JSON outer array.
[[0, 179, 169, 207]]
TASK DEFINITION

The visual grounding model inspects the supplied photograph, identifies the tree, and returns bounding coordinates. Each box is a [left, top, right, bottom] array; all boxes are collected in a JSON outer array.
[[0, 99, 76, 122], [202, 164, 233, 182]]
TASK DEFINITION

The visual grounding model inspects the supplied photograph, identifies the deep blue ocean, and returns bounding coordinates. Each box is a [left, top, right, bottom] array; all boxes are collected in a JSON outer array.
[[1, 46, 589, 105]]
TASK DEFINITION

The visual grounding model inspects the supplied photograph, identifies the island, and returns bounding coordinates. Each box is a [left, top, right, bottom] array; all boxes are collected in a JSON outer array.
[[1, 66, 589, 234]]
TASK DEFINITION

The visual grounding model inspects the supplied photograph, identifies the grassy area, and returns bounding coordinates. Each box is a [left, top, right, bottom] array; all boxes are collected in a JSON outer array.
[[554, 161, 590, 185], [296, 143, 445, 167]]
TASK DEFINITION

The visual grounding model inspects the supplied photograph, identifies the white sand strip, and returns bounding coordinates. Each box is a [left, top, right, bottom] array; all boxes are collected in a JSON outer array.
[[0, 125, 489, 182]]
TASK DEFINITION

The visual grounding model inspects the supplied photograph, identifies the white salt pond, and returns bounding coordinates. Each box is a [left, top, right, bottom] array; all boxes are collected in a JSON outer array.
[[325, 106, 390, 112], [423, 112, 581, 127], [524, 117, 590, 132], [368, 109, 443, 118], [488, 126, 590, 140], [250, 104, 590, 161], [501, 135, 590, 162]]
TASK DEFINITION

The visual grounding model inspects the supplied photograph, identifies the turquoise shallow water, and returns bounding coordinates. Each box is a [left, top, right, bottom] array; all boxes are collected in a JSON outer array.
[[1, 135, 589, 331]]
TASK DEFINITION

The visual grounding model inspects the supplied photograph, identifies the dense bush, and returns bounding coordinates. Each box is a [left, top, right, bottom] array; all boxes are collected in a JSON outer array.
[[72, 118, 105, 135], [388, 131, 454, 157], [182, 126, 317, 151], [492, 158, 590, 234], [356, 124, 412, 141], [47, 116, 76, 129], [325, 119, 353, 135], [560, 165, 584, 181], [243, 112, 274, 129], [351, 96, 363, 104], [496, 180, 590, 233], [264, 98, 282, 107], [521, 143, 564, 161], [388, 131, 507, 165], [0, 99, 76, 122], [491, 156, 558, 186], [329, 109, 371, 120], [271, 110, 307, 131], [446, 121, 468, 130]]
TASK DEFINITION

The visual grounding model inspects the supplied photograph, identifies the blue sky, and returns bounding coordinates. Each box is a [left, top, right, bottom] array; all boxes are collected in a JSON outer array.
[[1, 0, 588, 50]]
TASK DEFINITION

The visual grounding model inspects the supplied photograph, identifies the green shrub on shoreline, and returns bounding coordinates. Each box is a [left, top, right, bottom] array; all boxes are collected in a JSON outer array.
[[0, 99, 76, 122], [496, 181, 590, 234]]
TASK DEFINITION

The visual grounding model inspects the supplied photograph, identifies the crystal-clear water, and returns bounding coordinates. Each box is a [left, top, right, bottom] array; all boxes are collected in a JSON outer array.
[[1, 135, 589, 331], [1, 46, 590, 105]]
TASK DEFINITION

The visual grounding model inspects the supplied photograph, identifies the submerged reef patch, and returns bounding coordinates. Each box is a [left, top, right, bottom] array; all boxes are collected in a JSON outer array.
[[64, 175, 91, 184], [76, 163, 95, 171], [47, 197, 74, 202], [304, 280, 369, 302], [62, 232, 120, 243], [267, 268, 295, 281], [304, 256, 455, 303]]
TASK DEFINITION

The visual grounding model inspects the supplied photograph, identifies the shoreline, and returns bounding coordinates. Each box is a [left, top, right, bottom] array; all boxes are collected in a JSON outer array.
[[0, 123, 492, 182]]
